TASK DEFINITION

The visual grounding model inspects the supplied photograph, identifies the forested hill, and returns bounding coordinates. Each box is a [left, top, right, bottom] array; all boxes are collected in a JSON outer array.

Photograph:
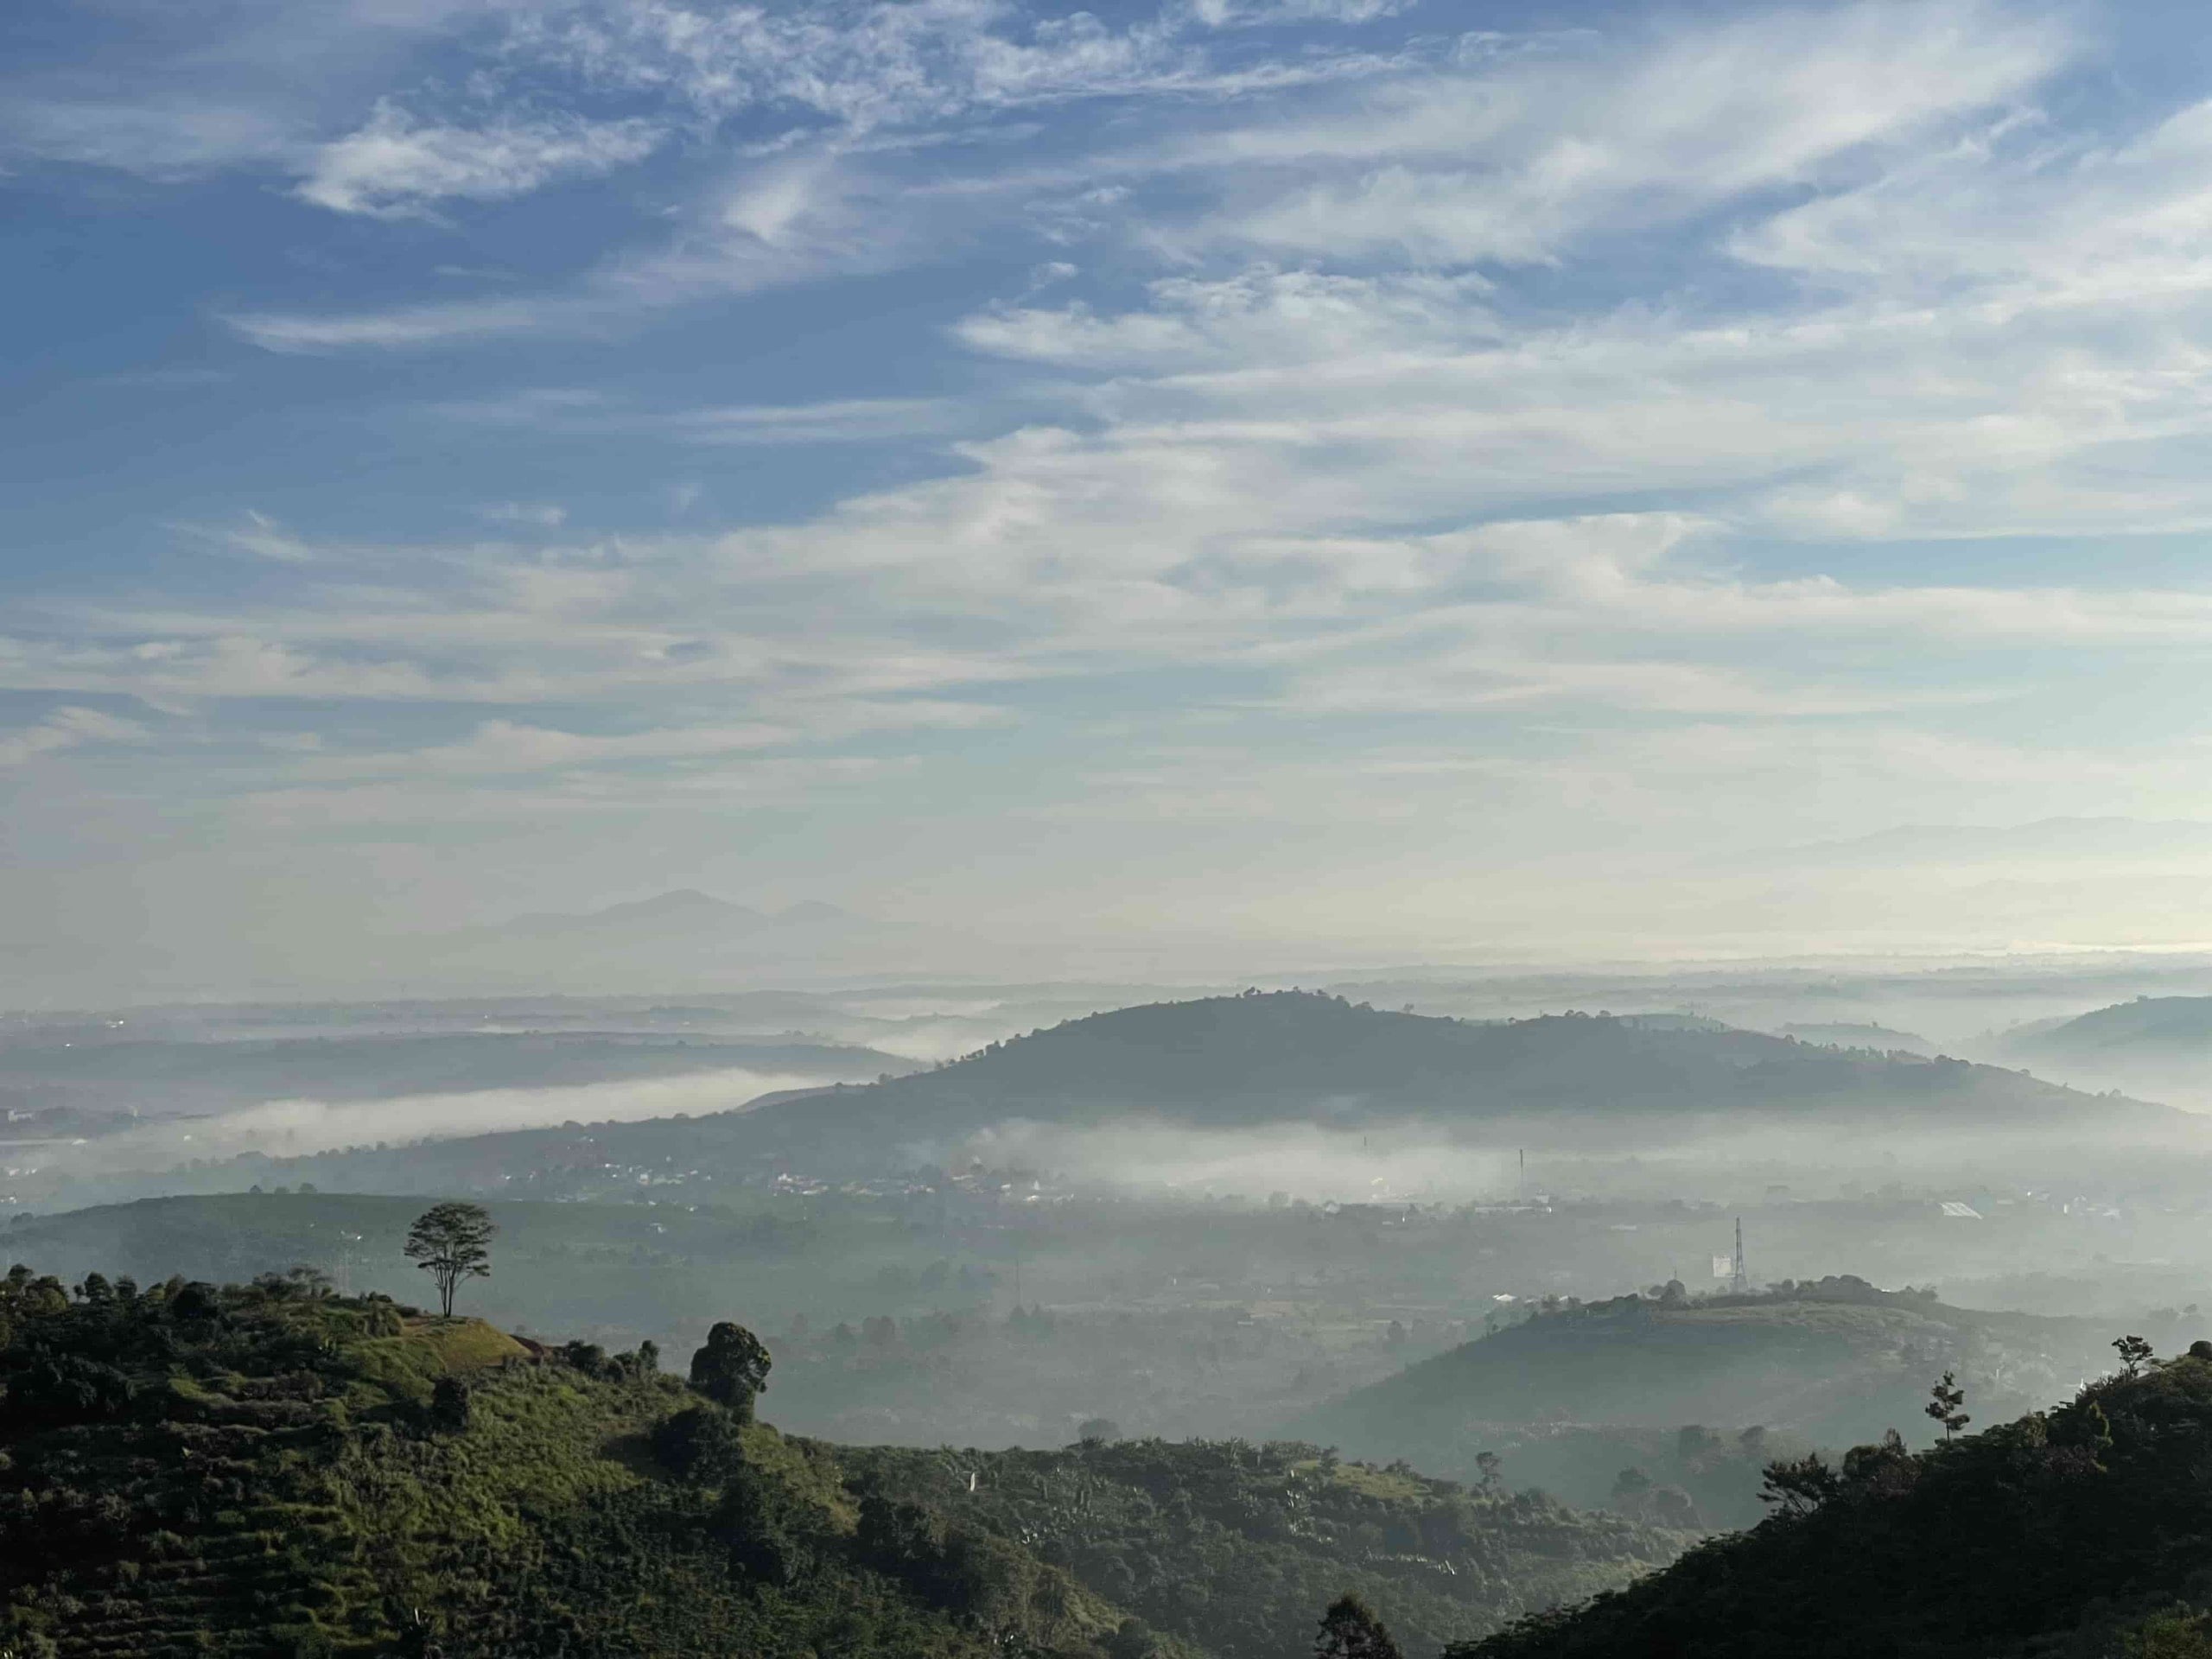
[[845, 1437, 1688, 1659], [0, 1263, 1686, 1658], [2004, 994, 2212, 1058], [1289, 1278, 2119, 1485], [731, 991, 2178, 1154], [1451, 1339, 2212, 1658]]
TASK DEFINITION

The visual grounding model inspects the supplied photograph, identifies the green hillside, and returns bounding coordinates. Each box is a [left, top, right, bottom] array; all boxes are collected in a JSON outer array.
[[845, 1436, 1691, 1659], [1450, 1338, 2212, 1658], [0, 1264, 1128, 1658], [0, 1261, 1686, 1658], [1288, 1278, 2120, 1519]]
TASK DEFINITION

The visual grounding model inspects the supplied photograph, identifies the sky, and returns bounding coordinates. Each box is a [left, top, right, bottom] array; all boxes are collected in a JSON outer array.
[[10, 0, 2212, 999]]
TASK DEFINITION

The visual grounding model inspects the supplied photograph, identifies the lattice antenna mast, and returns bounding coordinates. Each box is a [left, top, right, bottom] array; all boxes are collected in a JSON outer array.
[[1730, 1217, 1748, 1295]]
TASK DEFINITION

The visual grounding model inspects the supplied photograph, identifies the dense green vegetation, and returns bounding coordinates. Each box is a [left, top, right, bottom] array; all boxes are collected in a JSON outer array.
[[1291, 1275, 2122, 1518], [0, 1259, 1693, 1658], [1451, 1338, 2212, 1658], [0, 1262, 1128, 1658], [0, 1192, 1517, 1448], [844, 1436, 1691, 1659]]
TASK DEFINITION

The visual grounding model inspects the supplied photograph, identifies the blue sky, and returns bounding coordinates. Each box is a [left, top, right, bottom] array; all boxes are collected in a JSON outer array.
[[10, 0, 2212, 995]]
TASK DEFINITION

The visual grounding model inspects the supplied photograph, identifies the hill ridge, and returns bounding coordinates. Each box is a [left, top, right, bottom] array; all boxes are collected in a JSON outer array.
[[721, 990, 2182, 1163]]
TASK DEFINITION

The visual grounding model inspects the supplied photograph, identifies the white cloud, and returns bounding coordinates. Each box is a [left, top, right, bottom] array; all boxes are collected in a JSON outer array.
[[2, 99, 298, 175], [1180, 0, 1415, 26], [232, 140, 918, 348], [302, 718, 787, 778], [28, 0, 2212, 967], [1177, 0, 2067, 263], [520, 0, 1195, 131], [226, 294, 572, 352], [442, 390, 958, 444], [479, 501, 569, 527], [0, 707, 149, 769], [295, 100, 663, 217]]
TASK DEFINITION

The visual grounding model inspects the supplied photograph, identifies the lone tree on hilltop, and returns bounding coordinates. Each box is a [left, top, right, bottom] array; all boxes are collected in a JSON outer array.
[[404, 1202, 495, 1318], [690, 1320, 773, 1422], [1925, 1370, 1969, 1440], [1315, 1592, 1403, 1659]]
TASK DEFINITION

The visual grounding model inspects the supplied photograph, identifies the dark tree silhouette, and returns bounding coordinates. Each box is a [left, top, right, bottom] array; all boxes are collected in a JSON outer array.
[[428, 1375, 472, 1433], [1758, 1452, 1841, 1516], [1925, 1370, 1969, 1439], [1315, 1592, 1404, 1659], [2114, 1334, 2156, 1378], [403, 1202, 496, 1318], [690, 1320, 772, 1421]]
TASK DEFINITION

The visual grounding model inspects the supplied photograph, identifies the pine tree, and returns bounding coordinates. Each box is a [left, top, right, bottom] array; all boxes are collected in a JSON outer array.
[[1925, 1370, 1969, 1439]]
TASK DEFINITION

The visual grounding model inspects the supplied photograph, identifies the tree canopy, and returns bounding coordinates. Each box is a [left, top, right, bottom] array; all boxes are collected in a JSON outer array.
[[690, 1319, 773, 1420], [403, 1201, 496, 1318], [1316, 1593, 1404, 1659]]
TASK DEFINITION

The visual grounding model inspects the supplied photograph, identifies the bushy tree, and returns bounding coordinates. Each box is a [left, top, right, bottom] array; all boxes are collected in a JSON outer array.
[[690, 1321, 772, 1421], [1315, 1592, 1404, 1659], [428, 1376, 472, 1434], [714, 1459, 802, 1586], [403, 1203, 495, 1319], [653, 1403, 747, 1482]]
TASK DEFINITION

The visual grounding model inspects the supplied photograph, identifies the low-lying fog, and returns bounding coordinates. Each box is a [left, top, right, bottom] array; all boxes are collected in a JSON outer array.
[[17, 1066, 833, 1181]]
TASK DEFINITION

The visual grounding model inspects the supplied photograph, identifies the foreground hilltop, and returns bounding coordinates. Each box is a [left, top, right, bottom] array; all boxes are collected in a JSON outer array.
[[0, 1263, 1686, 1657], [730, 991, 2180, 1163], [1452, 1338, 2212, 1657], [0, 1264, 1071, 1658]]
